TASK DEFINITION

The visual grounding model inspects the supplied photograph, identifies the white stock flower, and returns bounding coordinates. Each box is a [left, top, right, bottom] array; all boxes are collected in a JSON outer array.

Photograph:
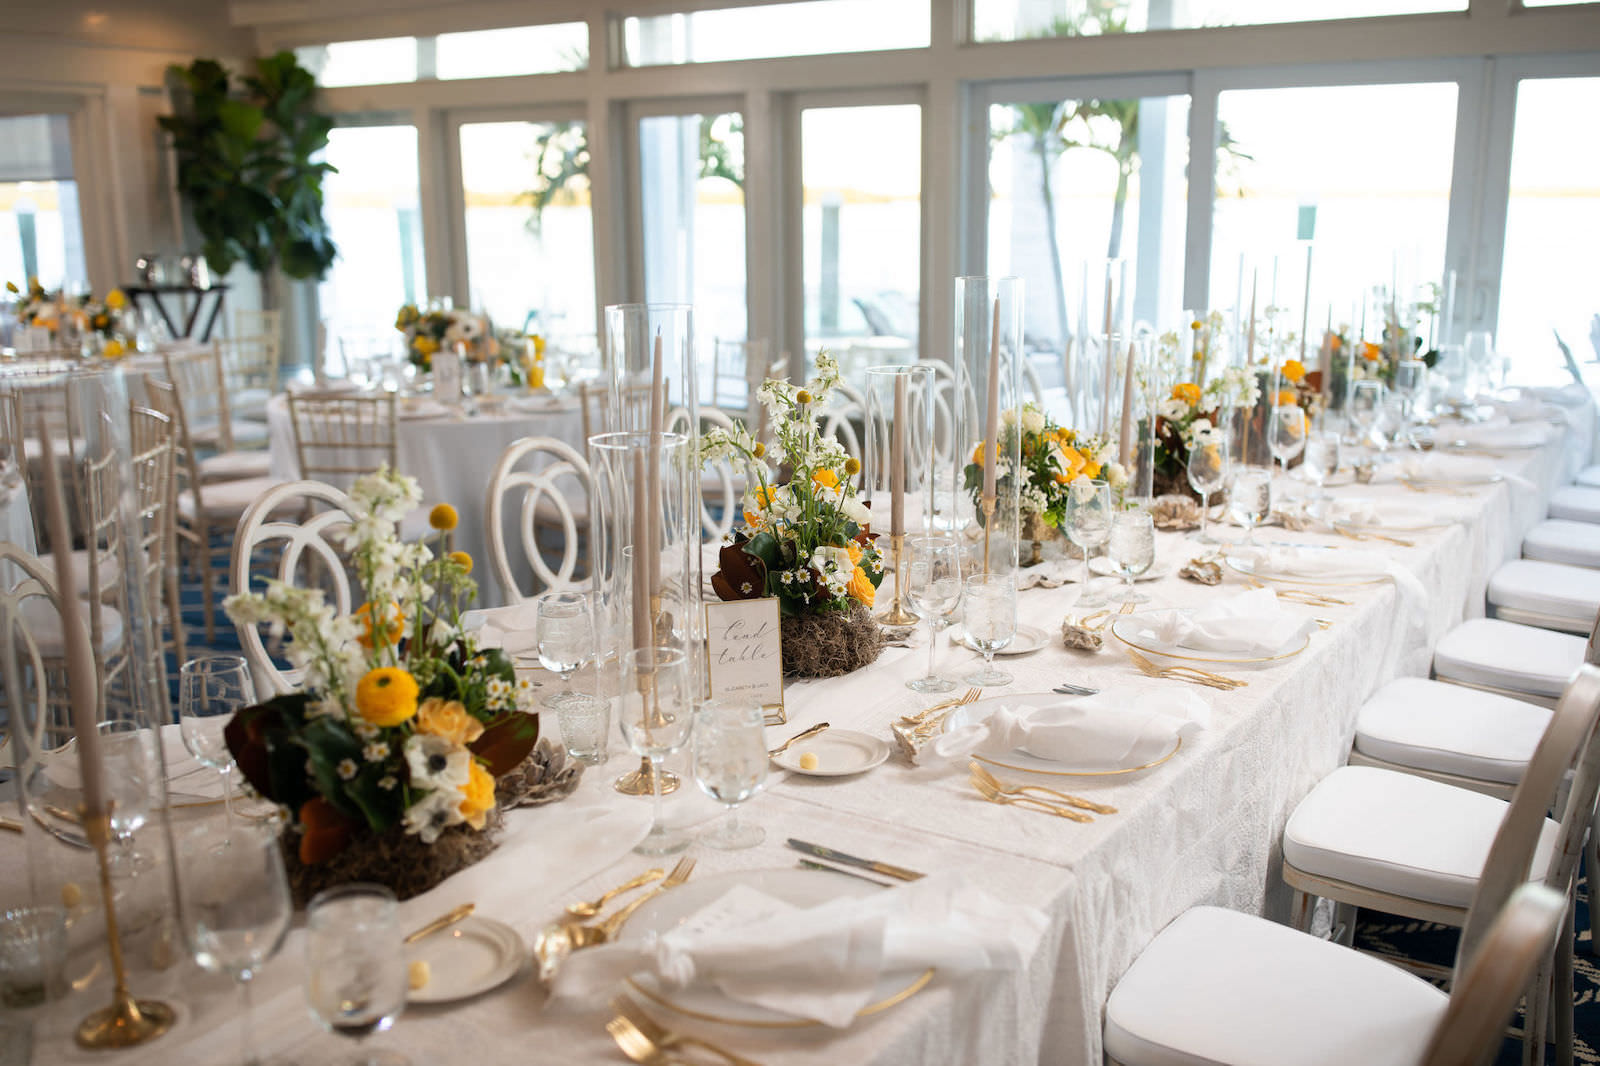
[[1021, 407, 1045, 434], [1105, 462, 1129, 490]]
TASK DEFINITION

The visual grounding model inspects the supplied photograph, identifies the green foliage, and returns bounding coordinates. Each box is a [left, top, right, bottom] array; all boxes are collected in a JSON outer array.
[[159, 52, 338, 282]]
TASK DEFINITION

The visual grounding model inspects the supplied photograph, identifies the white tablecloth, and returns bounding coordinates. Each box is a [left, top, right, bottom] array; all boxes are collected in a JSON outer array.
[[265, 391, 585, 607], [6, 398, 1592, 1065]]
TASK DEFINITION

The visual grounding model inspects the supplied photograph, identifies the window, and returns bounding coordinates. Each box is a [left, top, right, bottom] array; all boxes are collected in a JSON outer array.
[[975, 0, 1466, 40], [295, 38, 417, 88], [437, 23, 588, 79], [0, 115, 85, 292], [802, 103, 922, 381], [1496, 76, 1600, 375], [622, 0, 929, 66], [319, 126, 425, 341], [458, 120, 595, 343]]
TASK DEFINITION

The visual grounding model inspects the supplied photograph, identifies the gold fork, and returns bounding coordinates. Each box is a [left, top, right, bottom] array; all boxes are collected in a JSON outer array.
[[1124, 646, 1246, 690], [1334, 526, 1413, 548], [565, 867, 664, 919], [1243, 576, 1351, 608], [898, 687, 981, 739], [534, 857, 696, 985], [598, 856, 697, 940], [971, 776, 1092, 821], [610, 995, 765, 1066], [969, 762, 1117, 814]]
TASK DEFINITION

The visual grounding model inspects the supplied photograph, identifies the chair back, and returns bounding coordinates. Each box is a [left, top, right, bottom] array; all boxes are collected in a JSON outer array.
[[163, 345, 237, 450], [77, 431, 124, 677], [229, 480, 360, 697], [485, 437, 591, 602], [913, 359, 960, 472], [579, 379, 665, 441], [235, 308, 284, 345], [1020, 356, 1046, 409], [0, 542, 81, 747], [218, 333, 281, 399], [287, 392, 399, 490], [671, 406, 739, 543], [128, 407, 176, 604], [1425, 883, 1567, 1066], [1456, 663, 1600, 977], [820, 382, 867, 488], [1, 370, 83, 541], [145, 377, 206, 513], [712, 338, 771, 413]]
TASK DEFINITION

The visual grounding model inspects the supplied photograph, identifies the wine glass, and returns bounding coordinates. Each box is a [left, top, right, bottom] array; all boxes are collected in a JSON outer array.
[[692, 697, 767, 850], [1064, 479, 1112, 607], [306, 884, 409, 1066], [1229, 466, 1273, 546], [536, 591, 594, 711], [1348, 380, 1385, 449], [178, 820, 292, 1066], [1186, 436, 1229, 544], [99, 721, 154, 876], [179, 655, 255, 837], [904, 534, 963, 694], [1268, 404, 1306, 484], [962, 573, 1016, 688], [1301, 431, 1342, 516], [618, 647, 694, 856], [1394, 359, 1427, 446], [1107, 510, 1155, 604]]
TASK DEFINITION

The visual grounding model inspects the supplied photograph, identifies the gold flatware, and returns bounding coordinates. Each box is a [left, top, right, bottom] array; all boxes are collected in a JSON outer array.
[[610, 995, 765, 1066], [768, 722, 829, 758], [971, 776, 1091, 821], [1403, 480, 1472, 497], [1334, 526, 1413, 548], [785, 839, 925, 882], [404, 902, 474, 945], [1123, 646, 1246, 691], [897, 687, 981, 739], [968, 762, 1117, 815], [598, 856, 697, 940], [797, 858, 894, 888], [565, 868, 664, 919], [1243, 577, 1351, 608], [0, 816, 21, 834], [533, 858, 696, 987]]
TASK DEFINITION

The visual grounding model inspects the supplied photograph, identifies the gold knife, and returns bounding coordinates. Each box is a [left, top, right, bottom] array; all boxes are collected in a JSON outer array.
[[785, 839, 924, 882], [404, 902, 474, 945]]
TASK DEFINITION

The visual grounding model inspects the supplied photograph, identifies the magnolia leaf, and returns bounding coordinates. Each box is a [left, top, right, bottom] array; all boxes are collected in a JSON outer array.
[[471, 711, 540, 777]]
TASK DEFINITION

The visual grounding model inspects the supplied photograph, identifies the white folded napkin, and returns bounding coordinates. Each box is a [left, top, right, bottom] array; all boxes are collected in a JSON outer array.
[[1144, 586, 1315, 655], [553, 873, 1047, 1028], [931, 690, 1208, 769], [1493, 395, 1545, 422], [1395, 453, 1536, 495], [1438, 422, 1553, 450], [464, 602, 540, 653]]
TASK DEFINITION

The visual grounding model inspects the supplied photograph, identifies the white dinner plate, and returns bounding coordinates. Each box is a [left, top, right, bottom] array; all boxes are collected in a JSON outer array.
[[772, 729, 890, 777], [1110, 611, 1311, 666], [942, 692, 1182, 777], [1288, 466, 1356, 487], [506, 393, 569, 413], [1326, 499, 1453, 535], [405, 916, 524, 1004], [948, 622, 1049, 656], [1223, 549, 1388, 588], [1087, 557, 1171, 583], [396, 399, 450, 420], [619, 868, 932, 1028], [1400, 468, 1503, 488]]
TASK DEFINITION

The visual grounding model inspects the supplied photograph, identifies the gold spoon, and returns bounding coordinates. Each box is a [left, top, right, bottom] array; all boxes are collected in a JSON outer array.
[[564, 867, 664, 919], [768, 722, 829, 758]]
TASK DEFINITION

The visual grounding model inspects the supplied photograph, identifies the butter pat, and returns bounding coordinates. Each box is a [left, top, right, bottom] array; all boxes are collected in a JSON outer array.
[[408, 960, 430, 991], [798, 752, 819, 771], [61, 882, 83, 909]]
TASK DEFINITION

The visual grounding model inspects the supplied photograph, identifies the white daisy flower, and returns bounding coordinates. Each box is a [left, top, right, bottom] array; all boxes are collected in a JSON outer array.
[[336, 758, 359, 781], [362, 741, 390, 763]]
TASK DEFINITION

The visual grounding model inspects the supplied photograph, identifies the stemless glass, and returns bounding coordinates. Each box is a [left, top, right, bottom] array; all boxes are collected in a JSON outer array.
[[1348, 380, 1385, 449], [618, 647, 694, 856], [307, 884, 409, 1066], [1301, 431, 1342, 515], [1186, 437, 1229, 544], [692, 698, 768, 850], [536, 591, 592, 710], [962, 573, 1016, 688], [1064, 479, 1112, 607], [179, 655, 255, 836], [904, 534, 964, 694], [178, 820, 292, 1066], [1268, 404, 1306, 483], [1230, 467, 1273, 545], [1107, 510, 1155, 604]]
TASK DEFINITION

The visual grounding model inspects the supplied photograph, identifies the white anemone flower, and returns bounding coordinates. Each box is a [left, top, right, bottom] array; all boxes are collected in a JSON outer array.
[[403, 788, 465, 843], [404, 734, 471, 791]]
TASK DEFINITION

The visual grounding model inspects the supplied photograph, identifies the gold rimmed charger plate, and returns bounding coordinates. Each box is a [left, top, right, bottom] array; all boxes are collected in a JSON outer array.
[[617, 868, 934, 1029], [1110, 613, 1311, 666], [1400, 471, 1503, 489], [942, 693, 1183, 778], [1222, 553, 1389, 590]]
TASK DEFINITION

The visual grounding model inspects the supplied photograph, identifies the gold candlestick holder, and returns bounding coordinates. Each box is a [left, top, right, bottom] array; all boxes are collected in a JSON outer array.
[[876, 533, 919, 626], [613, 650, 680, 797], [75, 808, 174, 1050]]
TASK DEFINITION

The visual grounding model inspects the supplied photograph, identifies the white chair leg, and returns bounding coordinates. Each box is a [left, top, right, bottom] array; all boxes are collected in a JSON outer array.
[[1585, 814, 1599, 954], [1334, 901, 1357, 948], [1555, 898, 1574, 1066]]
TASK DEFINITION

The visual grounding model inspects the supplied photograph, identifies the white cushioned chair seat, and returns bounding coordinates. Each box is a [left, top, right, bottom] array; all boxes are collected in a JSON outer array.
[[1575, 465, 1600, 489], [191, 418, 268, 449], [1104, 906, 1447, 1066], [231, 387, 271, 420], [1487, 558, 1600, 624], [1354, 677, 1552, 786], [18, 598, 124, 657], [1523, 519, 1600, 568], [1433, 618, 1585, 698], [198, 450, 272, 482], [1549, 485, 1600, 524], [35, 551, 115, 603], [178, 477, 292, 521], [1283, 765, 1559, 909]]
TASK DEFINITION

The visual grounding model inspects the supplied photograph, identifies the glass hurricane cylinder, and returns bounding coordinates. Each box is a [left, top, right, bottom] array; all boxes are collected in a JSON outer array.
[[953, 276, 1024, 578], [604, 304, 696, 435], [864, 364, 935, 624]]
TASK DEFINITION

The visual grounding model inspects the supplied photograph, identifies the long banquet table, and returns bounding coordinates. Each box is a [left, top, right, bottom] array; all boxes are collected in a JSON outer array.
[[14, 389, 1598, 1065]]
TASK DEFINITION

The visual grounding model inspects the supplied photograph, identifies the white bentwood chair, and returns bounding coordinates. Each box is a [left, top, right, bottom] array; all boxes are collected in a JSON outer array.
[[670, 406, 743, 544], [484, 437, 592, 603]]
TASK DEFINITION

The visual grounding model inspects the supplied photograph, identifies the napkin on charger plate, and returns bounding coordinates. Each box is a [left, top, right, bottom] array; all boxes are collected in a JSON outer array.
[[552, 873, 1048, 1028], [1390, 453, 1536, 495], [930, 690, 1209, 769], [1436, 421, 1554, 450], [1143, 585, 1316, 656]]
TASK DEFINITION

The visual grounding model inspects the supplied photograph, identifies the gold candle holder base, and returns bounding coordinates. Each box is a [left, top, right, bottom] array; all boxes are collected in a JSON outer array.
[[76, 993, 175, 1050], [614, 756, 679, 797], [876, 534, 919, 626]]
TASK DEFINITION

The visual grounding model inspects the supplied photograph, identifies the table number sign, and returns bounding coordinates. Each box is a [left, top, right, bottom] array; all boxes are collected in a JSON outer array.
[[705, 598, 786, 724]]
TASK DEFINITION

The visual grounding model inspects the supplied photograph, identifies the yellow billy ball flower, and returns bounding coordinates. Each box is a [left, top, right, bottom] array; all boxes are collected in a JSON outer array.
[[448, 550, 473, 574], [354, 667, 419, 727], [105, 288, 127, 310], [429, 503, 459, 531], [795, 389, 813, 404], [752, 442, 766, 458], [844, 457, 861, 476]]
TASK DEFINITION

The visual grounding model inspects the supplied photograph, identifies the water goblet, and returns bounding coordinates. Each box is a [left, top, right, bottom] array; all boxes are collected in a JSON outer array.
[[99, 721, 155, 876], [618, 647, 694, 856], [1108, 510, 1155, 604], [1064, 479, 1112, 607], [306, 884, 409, 1066], [1186, 436, 1229, 544], [537, 591, 600, 717], [1348, 380, 1385, 449], [1269, 404, 1306, 484], [962, 573, 1016, 688], [1229, 466, 1273, 546], [1302, 431, 1342, 516], [179, 655, 255, 838], [1394, 359, 1427, 445], [904, 534, 963, 694], [693, 698, 768, 849]]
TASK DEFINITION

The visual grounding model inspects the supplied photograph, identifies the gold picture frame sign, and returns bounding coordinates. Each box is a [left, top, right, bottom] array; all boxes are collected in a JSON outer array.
[[704, 599, 786, 725]]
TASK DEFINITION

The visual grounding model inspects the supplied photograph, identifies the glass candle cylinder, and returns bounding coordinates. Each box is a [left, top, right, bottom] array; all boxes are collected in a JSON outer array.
[[864, 364, 935, 623], [953, 276, 1024, 577]]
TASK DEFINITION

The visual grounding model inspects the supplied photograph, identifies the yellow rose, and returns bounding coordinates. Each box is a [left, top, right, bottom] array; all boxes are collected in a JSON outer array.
[[457, 761, 496, 830], [102, 340, 126, 359], [1361, 342, 1382, 363], [1281, 359, 1306, 384], [105, 288, 126, 310], [429, 503, 459, 531], [415, 697, 485, 747], [354, 667, 419, 727], [846, 565, 876, 608]]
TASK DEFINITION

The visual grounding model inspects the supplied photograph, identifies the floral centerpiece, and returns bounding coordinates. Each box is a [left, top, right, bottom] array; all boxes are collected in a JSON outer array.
[[394, 303, 493, 372], [699, 351, 886, 677], [1149, 364, 1260, 496], [7, 279, 129, 355], [222, 467, 541, 904], [960, 403, 1122, 563]]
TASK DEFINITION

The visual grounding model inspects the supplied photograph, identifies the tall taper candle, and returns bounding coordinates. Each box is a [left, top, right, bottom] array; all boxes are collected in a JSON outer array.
[[646, 328, 664, 596], [1100, 271, 1115, 436], [981, 296, 1001, 504], [1299, 244, 1313, 361], [1118, 340, 1136, 466], [890, 372, 906, 537], [630, 449, 651, 654], [1246, 270, 1258, 363], [37, 417, 106, 819]]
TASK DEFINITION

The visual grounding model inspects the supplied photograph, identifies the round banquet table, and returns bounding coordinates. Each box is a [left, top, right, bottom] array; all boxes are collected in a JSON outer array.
[[265, 390, 585, 607]]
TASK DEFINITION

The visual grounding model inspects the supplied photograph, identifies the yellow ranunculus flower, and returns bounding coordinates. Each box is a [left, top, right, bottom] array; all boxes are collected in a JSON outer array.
[[355, 667, 419, 727], [1083, 461, 1102, 480], [105, 288, 126, 310], [846, 565, 876, 608], [413, 335, 440, 356], [1281, 359, 1306, 384], [457, 761, 496, 830], [448, 550, 473, 574], [102, 340, 126, 359], [1361, 342, 1382, 363], [354, 600, 404, 649], [812, 467, 839, 490], [416, 697, 485, 747], [1277, 389, 1299, 407], [429, 503, 459, 531], [1170, 382, 1202, 407]]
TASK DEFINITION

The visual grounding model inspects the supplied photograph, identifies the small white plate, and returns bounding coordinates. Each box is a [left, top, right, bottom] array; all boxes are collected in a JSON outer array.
[[1087, 558, 1171, 583], [772, 729, 890, 777], [948, 622, 1049, 656], [405, 916, 524, 1004]]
